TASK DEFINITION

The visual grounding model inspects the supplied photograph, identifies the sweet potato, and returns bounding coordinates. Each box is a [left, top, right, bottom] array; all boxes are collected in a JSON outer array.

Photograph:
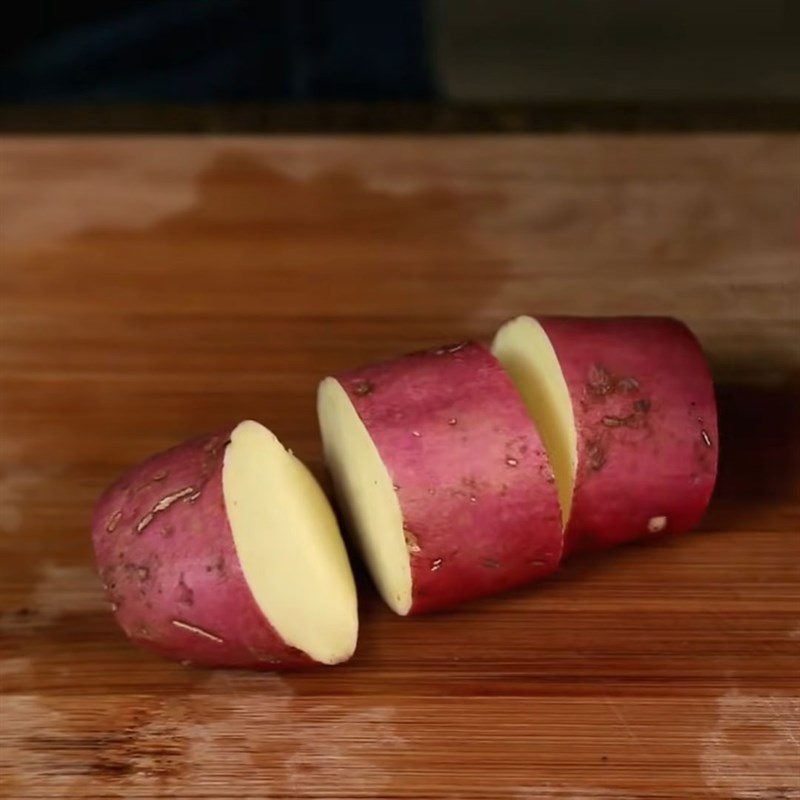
[[92, 420, 358, 668], [492, 316, 718, 554], [317, 341, 563, 615]]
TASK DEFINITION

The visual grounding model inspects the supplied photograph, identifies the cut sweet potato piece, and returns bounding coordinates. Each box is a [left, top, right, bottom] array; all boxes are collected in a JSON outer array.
[[493, 315, 718, 554], [318, 342, 563, 614], [92, 420, 358, 668]]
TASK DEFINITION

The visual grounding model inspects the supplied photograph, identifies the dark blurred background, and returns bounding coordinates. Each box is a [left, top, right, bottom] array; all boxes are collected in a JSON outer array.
[[2, 0, 799, 130]]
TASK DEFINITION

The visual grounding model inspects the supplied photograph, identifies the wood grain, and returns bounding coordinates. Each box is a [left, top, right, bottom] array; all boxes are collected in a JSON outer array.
[[1, 135, 798, 800]]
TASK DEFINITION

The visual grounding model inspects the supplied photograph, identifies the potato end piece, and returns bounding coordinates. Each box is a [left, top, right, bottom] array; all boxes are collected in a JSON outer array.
[[317, 379, 412, 616]]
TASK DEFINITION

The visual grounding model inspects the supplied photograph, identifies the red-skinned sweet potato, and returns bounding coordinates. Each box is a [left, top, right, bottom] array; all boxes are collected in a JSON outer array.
[[317, 341, 563, 615], [493, 316, 718, 555], [92, 420, 358, 669]]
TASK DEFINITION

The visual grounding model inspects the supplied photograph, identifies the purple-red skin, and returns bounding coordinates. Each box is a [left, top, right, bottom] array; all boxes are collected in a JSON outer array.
[[537, 316, 719, 556], [336, 341, 563, 614], [91, 426, 314, 669]]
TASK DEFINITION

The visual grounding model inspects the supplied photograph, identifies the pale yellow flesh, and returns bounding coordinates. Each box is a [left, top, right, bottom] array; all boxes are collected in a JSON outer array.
[[223, 420, 358, 664], [317, 378, 412, 616], [492, 316, 577, 527]]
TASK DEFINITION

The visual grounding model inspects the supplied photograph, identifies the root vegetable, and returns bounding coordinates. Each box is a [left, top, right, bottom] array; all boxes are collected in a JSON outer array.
[[492, 316, 718, 554], [92, 420, 358, 668], [317, 341, 563, 615]]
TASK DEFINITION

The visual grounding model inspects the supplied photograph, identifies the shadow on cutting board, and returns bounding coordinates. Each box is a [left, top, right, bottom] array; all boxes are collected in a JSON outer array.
[[702, 376, 800, 531]]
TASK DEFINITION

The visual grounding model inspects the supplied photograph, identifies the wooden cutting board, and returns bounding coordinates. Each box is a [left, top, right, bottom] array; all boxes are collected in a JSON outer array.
[[1, 135, 798, 800]]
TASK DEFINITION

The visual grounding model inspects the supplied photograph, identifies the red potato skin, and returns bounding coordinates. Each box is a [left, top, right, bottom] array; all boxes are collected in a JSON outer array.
[[91, 427, 314, 669], [336, 342, 563, 614], [537, 316, 718, 556]]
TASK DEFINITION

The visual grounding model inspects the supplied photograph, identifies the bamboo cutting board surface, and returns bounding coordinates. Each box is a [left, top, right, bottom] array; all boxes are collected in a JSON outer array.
[[1, 135, 798, 800]]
